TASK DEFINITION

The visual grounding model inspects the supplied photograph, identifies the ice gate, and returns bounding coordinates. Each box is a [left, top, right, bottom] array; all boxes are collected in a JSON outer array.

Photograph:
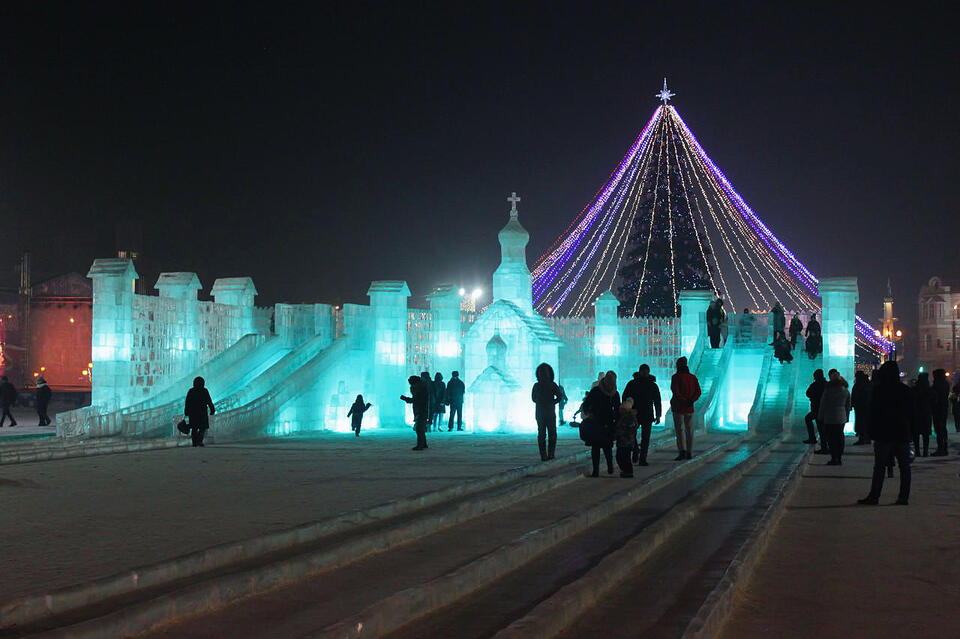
[[59, 204, 859, 440]]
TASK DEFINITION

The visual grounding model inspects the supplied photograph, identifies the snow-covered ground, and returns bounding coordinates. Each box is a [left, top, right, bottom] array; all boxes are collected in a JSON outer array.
[[0, 429, 586, 601], [721, 441, 960, 638]]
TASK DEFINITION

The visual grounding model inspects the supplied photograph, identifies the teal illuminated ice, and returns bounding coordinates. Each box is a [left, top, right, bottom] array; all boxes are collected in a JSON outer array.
[[63, 199, 861, 442]]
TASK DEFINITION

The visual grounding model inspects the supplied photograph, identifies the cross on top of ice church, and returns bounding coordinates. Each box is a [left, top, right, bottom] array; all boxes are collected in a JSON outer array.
[[507, 191, 521, 219], [656, 77, 675, 104]]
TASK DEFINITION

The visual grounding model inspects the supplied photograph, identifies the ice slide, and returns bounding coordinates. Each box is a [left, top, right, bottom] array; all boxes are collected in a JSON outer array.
[[119, 335, 293, 437]]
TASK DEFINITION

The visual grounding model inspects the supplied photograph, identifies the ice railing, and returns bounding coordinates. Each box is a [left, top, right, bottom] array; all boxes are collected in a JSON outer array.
[[209, 338, 351, 441], [728, 310, 815, 347]]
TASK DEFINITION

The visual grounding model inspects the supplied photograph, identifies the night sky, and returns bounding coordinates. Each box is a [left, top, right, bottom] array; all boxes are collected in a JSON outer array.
[[1, 3, 956, 337]]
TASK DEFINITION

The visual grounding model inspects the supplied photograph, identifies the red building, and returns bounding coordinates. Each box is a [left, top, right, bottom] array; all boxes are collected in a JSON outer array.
[[0, 273, 92, 392]]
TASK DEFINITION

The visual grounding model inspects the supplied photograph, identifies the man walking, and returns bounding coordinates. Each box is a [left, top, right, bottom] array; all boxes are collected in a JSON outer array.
[[0, 376, 18, 427], [35, 376, 52, 426], [670, 357, 701, 460], [622, 364, 662, 466], [445, 370, 465, 431]]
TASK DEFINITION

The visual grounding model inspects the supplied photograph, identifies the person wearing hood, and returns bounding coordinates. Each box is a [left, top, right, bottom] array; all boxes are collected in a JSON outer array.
[[584, 371, 620, 477], [184, 376, 215, 447], [622, 364, 662, 466], [773, 331, 793, 364], [912, 372, 933, 457], [347, 394, 372, 437], [35, 376, 52, 426], [531, 362, 563, 461], [788, 314, 803, 350], [804, 369, 827, 449], [859, 361, 912, 506], [851, 370, 872, 445], [401, 375, 429, 450], [670, 357, 701, 460], [818, 369, 851, 465], [930, 369, 950, 456]]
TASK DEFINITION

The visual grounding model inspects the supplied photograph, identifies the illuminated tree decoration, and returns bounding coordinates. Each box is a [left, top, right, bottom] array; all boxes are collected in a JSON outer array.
[[530, 81, 892, 357]]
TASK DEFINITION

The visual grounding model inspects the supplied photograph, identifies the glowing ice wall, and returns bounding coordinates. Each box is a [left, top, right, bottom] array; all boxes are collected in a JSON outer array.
[[276, 303, 335, 348], [820, 277, 859, 380], [88, 259, 139, 411], [678, 290, 714, 358], [211, 277, 258, 340], [87, 258, 263, 412], [368, 281, 411, 428], [155, 272, 203, 378], [428, 284, 462, 376]]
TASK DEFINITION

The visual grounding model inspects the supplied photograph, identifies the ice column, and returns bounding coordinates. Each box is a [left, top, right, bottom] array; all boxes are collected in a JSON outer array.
[[211, 277, 258, 341], [155, 272, 203, 378], [593, 290, 621, 376], [678, 290, 714, 358], [819, 277, 859, 379], [87, 258, 139, 410], [367, 280, 411, 427], [428, 284, 462, 376]]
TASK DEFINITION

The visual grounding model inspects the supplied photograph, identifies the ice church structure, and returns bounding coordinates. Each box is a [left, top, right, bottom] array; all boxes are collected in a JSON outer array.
[[60, 195, 860, 441]]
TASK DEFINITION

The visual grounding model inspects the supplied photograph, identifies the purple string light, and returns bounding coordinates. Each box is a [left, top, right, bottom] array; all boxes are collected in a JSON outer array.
[[532, 107, 662, 303]]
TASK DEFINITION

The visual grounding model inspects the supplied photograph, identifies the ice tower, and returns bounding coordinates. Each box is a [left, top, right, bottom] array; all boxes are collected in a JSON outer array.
[[492, 192, 533, 313], [463, 193, 561, 431]]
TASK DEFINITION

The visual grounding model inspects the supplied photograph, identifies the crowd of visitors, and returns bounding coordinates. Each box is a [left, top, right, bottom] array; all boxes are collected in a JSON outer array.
[[570, 357, 700, 477]]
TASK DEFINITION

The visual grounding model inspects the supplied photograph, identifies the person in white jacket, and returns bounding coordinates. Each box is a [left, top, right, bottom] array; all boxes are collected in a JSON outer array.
[[818, 369, 852, 465]]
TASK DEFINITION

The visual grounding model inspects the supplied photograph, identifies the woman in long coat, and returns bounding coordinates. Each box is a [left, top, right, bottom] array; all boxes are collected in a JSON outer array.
[[585, 371, 620, 477], [185, 376, 215, 447]]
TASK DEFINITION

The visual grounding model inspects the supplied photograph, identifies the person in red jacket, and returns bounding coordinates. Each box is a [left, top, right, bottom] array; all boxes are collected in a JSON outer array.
[[670, 357, 702, 460]]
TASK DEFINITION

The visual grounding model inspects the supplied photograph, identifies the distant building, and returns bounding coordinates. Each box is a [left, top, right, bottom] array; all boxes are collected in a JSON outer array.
[[877, 278, 903, 364], [0, 273, 92, 392], [917, 276, 960, 374]]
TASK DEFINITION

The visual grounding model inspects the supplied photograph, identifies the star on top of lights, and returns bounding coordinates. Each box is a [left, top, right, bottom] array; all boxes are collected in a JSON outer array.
[[656, 78, 675, 104]]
